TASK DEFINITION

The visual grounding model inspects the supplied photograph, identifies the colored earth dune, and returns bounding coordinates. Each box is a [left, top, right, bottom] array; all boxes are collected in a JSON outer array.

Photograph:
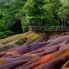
[[0, 32, 69, 69]]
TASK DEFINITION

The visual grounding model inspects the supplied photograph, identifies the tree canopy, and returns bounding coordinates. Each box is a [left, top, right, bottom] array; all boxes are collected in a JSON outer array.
[[0, 0, 69, 38]]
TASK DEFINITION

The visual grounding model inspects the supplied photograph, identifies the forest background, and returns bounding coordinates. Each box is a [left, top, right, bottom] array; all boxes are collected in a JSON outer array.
[[0, 0, 69, 39]]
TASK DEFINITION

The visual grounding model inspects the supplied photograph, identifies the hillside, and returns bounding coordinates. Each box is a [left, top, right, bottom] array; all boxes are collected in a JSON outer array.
[[0, 0, 69, 69], [0, 32, 69, 69]]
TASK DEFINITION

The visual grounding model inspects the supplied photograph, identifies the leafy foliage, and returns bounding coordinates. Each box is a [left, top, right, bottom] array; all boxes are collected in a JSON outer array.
[[0, 0, 26, 38], [0, 0, 69, 38]]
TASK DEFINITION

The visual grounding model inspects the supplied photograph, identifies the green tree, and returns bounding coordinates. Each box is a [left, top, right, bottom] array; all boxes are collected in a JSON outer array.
[[21, 0, 63, 31], [0, 0, 26, 38], [57, 0, 69, 30], [21, 0, 46, 32]]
